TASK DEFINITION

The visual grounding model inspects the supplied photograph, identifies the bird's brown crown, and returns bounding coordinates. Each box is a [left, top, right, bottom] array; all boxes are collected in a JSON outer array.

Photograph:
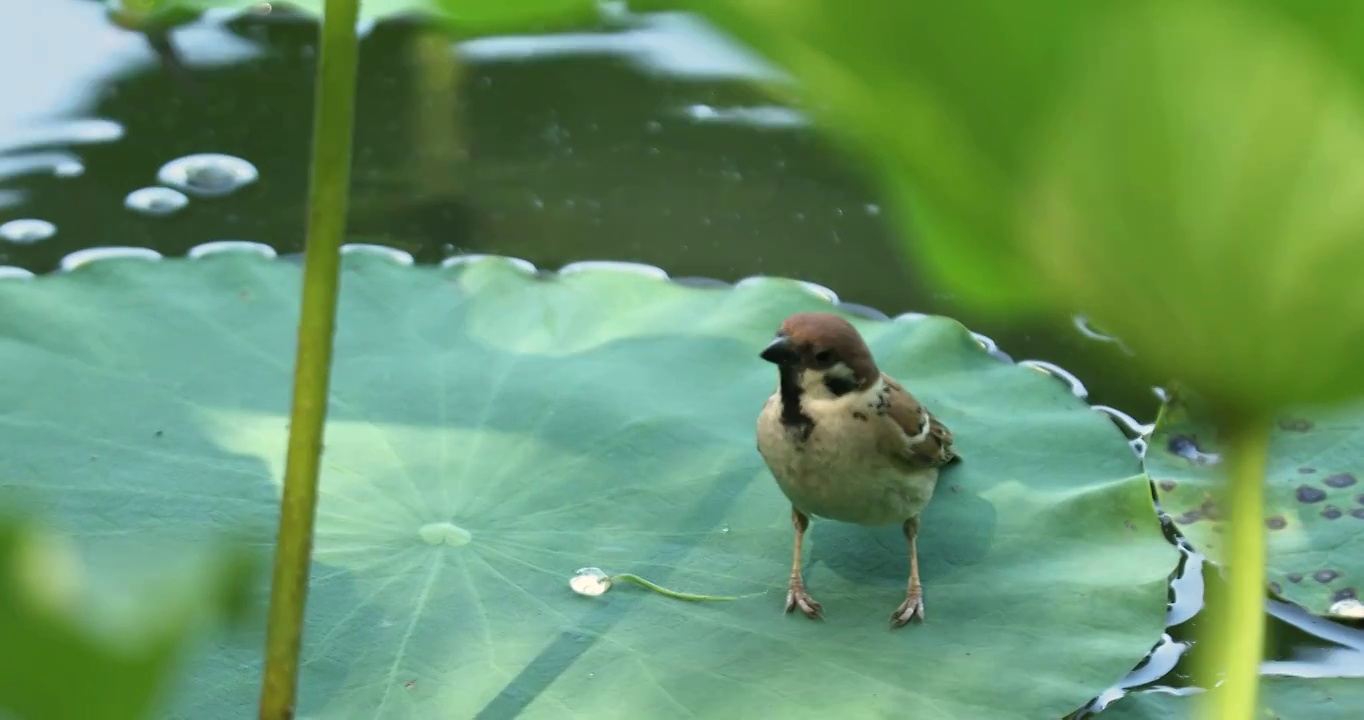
[[776, 312, 880, 384]]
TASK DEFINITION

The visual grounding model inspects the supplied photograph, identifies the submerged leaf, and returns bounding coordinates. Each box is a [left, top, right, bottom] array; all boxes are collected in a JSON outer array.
[[0, 515, 254, 720], [1146, 395, 1364, 618], [1102, 677, 1364, 719], [0, 252, 1175, 718]]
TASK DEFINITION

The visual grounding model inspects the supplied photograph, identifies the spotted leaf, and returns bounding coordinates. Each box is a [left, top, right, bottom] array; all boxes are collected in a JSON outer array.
[[1146, 395, 1364, 618]]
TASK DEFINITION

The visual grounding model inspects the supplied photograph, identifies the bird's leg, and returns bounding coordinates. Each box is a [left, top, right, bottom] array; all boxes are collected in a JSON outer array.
[[784, 507, 822, 619], [890, 516, 925, 628]]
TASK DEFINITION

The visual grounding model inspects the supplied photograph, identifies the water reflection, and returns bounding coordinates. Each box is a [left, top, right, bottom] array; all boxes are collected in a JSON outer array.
[[0, 218, 56, 244], [157, 152, 259, 196], [124, 185, 189, 215]]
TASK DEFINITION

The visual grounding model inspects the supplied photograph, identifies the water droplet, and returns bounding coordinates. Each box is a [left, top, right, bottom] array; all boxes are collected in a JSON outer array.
[[720, 525, 730, 534], [531, 196, 545, 209], [125, 186, 189, 216], [157, 153, 259, 197], [53, 160, 85, 178], [0, 218, 56, 244], [418, 522, 472, 547], [570, 567, 612, 597], [864, 203, 882, 216]]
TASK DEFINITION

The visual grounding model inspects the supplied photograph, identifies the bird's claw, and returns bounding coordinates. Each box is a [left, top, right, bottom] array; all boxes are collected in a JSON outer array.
[[890, 587, 925, 628], [785, 581, 823, 620]]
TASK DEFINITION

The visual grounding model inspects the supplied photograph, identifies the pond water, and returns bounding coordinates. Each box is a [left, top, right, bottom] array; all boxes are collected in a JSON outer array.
[[1, 0, 1360, 711]]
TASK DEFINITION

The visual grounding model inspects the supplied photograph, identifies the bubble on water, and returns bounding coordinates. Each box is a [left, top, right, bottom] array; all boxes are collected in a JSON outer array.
[[0, 218, 56, 244], [125, 186, 189, 216], [864, 203, 882, 216], [54, 160, 85, 178], [720, 525, 731, 534], [645, 120, 663, 134], [570, 567, 612, 597], [65, 118, 124, 144], [157, 153, 259, 197]]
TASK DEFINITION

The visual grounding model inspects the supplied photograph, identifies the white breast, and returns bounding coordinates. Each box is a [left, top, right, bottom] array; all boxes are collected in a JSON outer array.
[[756, 387, 939, 526]]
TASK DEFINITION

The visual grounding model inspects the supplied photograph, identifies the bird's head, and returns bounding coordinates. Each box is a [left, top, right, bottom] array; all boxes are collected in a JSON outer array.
[[760, 312, 880, 398]]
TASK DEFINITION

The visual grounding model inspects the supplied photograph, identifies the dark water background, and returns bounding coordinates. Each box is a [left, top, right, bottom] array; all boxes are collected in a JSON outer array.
[[1, 0, 1359, 713]]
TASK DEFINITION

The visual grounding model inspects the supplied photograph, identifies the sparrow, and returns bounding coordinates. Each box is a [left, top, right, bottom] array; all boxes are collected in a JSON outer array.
[[754, 311, 959, 628]]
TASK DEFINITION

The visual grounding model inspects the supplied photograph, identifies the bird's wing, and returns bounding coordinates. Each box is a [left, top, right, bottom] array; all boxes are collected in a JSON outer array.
[[878, 373, 958, 469]]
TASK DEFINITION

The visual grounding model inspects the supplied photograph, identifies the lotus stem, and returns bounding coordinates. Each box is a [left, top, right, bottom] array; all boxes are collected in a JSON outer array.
[[1198, 413, 1269, 720], [257, 0, 360, 717], [610, 574, 741, 602]]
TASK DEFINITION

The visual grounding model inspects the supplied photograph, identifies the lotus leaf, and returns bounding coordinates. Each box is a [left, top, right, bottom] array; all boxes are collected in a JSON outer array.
[[0, 250, 1176, 718], [1102, 677, 1364, 719]]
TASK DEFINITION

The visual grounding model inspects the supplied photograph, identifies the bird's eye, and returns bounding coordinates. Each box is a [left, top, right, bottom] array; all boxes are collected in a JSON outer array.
[[813, 350, 834, 364]]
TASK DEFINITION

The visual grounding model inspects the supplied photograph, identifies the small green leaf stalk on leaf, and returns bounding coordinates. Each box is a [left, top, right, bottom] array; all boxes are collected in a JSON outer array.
[[569, 567, 746, 602]]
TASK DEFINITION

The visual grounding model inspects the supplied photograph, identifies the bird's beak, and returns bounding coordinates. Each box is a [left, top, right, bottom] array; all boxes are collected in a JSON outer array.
[[760, 335, 797, 365]]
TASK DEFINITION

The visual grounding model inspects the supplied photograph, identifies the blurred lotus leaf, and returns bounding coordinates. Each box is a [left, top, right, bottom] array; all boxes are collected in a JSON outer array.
[[106, 0, 604, 33], [0, 515, 254, 720], [685, 0, 1364, 410]]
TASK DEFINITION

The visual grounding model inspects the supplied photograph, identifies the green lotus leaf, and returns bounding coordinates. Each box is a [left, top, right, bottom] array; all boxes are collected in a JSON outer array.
[[1101, 677, 1364, 719], [1145, 395, 1364, 618], [0, 514, 254, 720], [0, 250, 1176, 718], [106, 0, 603, 33]]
